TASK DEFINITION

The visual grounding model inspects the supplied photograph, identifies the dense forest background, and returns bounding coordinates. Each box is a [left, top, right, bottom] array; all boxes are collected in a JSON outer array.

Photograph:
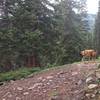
[[0, 0, 97, 72], [95, 1, 100, 55]]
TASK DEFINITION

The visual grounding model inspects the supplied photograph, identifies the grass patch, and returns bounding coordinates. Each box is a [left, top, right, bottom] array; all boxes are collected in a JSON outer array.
[[0, 63, 73, 83], [97, 56, 100, 62], [0, 67, 41, 82], [0, 64, 58, 83]]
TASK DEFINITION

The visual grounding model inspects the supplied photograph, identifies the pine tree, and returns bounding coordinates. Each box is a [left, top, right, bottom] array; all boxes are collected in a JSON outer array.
[[94, 0, 100, 54]]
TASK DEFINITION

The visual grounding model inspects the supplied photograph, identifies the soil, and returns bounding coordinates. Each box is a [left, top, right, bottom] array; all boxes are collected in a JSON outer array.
[[0, 62, 98, 100]]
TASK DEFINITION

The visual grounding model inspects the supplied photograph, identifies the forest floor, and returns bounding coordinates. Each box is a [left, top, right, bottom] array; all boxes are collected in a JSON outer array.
[[0, 62, 99, 100]]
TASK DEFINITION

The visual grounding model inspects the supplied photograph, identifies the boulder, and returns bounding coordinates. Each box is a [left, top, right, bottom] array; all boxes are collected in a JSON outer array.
[[88, 84, 98, 89], [86, 77, 94, 84]]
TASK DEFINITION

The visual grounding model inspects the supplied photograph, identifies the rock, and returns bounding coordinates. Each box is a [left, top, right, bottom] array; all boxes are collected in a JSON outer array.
[[43, 90, 46, 93], [94, 90, 98, 94], [74, 90, 79, 93], [47, 76, 53, 79], [47, 82, 51, 85], [78, 80, 82, 85], [57, 71, 65, 75], [17, 87, 23, 91], [42, 79, 46, 82], [8, 94, 12, 98], [87, 71, 95, 78], [0, 82, 4, 86], [64, 82, 68, 84], [37, 77, 43, 81], [3, 92, 11, 97], [85, 94, 91, 98], [53, 86, 58, 90], [59, 75, 65, 78], [97, 64, 100, 69], [13, 88, 16, 90], [27, 74, 34, 78], [28, 83, 42, 90], [53, 88, 57, 91], [86, 77, 94, 84], [10, 80, 15, 84], [28, 86, 36, 90], [96, 72, 100, 79], [37, 86, 41, 89], [91, 94, 95, 98], [88, 84, 98, 89], [72, 72, 78, 76], [16, 97, 21, 100], [49, 80, 53, 82], [23, 92, 29, 95], [50, 96, 61, 100], [98, 91, 100, 94], [20, 78, 24, 80], [2, 99, 6, 100]]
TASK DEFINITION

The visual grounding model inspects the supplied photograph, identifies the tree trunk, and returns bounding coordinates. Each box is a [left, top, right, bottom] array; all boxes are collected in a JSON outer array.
[[25, 54, 40, 67]]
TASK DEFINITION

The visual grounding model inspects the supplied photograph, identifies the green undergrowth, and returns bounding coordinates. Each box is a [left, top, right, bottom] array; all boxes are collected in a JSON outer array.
[[97, 56, 100, 62], [0, 62, 79, 83], [0, 64, 58, 83], [0, 67, 42, 83]]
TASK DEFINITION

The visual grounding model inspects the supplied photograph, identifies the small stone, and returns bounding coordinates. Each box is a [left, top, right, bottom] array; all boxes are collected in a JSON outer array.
[[23, 92, 29, 95], [37, 77, 43, 80], [50, 96, 61, 100], [72, 72, 78, 76], [17, 87, 23, 91], [28, 83, 42, 90], [27, 74, 34, 78], [20, 78, 24, 80], [34, 89, 40, 92], [53, 88, 57, 91], [96, 72, 100, 79], [98, 91, 100, 94], [86, 77, 93, 84], [38, 93, 42, 96], [74, 90, 79, 93], [91, 94, 95, 98], [97, 64, 100, 68], [58, 71, 64, 74], [3, 92, 10, 97], [8, 94, 12, 98], [51, 96, 57, 100], [43, 90, 46, 93], [64, 82, 68, 84], [42, 79, 46, 82], [16, 97, 21, 100], [28, 86, 36, 90], [47, 76, 53, 79], [37, 86, 41, 89], [78, 80, 82, 85], [85, 94, 91, 98], [47, 82, 50, 85], [49, 80, 53, 82], [88, 84, 98, 89], [55, 86, 59, 88], [10, 80, 15, 83], [60, 75, 65, 78], [94, 90, 98, 94], [2, 99, 6, 100], [13, 88, 16, 90]]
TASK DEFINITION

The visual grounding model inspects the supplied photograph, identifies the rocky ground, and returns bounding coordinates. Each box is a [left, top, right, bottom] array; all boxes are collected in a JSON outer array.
[[0, 62, 99, 100], [84, 63, 100, 100]]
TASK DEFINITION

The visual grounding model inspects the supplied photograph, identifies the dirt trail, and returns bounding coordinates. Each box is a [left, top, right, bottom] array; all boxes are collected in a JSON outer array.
[[0, 62, 98, 100]]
